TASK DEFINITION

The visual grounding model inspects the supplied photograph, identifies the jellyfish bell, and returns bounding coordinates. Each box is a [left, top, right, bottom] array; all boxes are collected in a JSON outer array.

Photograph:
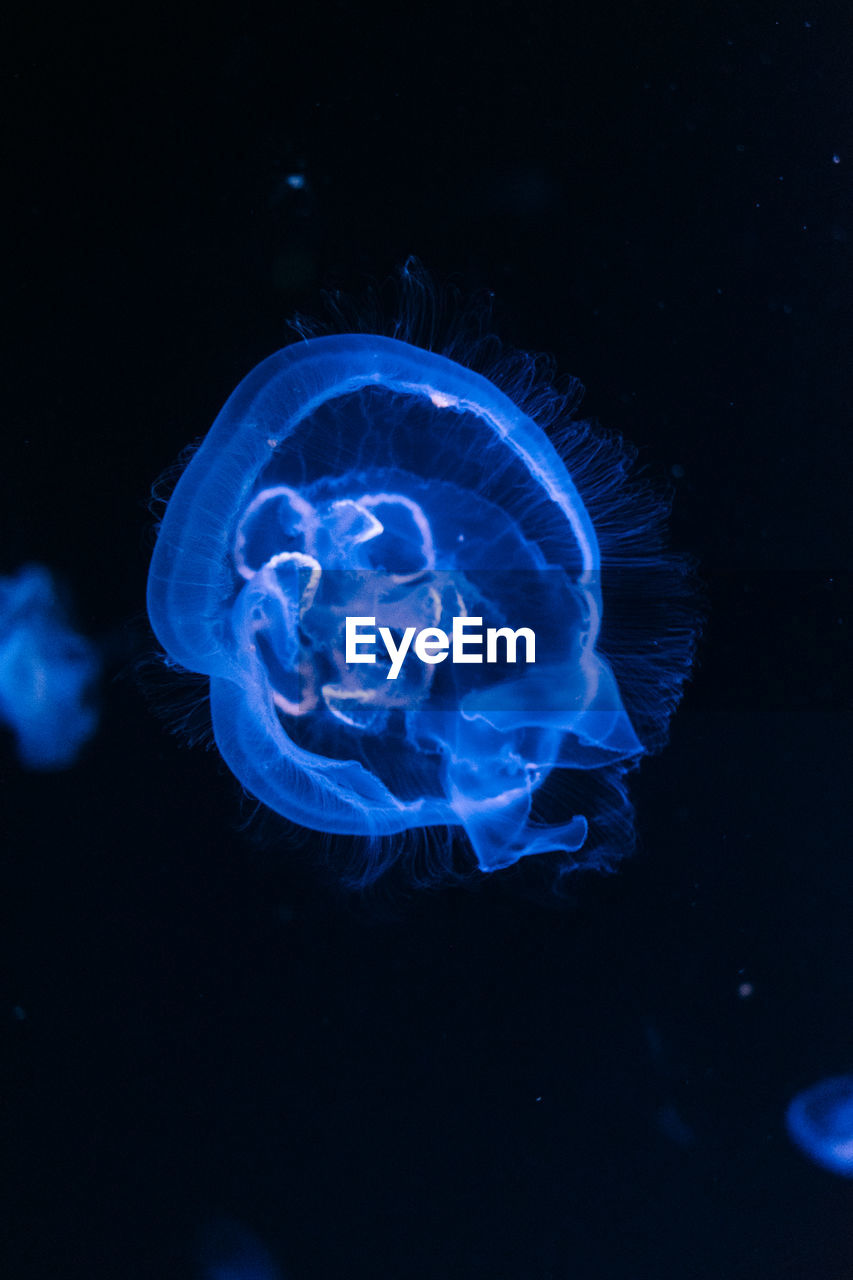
[[196, 1216, 282, 1280], [786, 1075, 853, 1177], [148, 274, 699, 886]]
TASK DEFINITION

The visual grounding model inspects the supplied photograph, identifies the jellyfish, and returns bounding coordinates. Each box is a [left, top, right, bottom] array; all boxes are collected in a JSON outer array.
[[0, 564, 99, 769], [196, 1217, 283, 1280], [786, 1075, 853, 1176], [148, 276, 698, 884]]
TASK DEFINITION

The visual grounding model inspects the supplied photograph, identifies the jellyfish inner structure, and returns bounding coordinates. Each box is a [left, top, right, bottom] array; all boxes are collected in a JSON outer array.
[[148, 333, 680, 877]]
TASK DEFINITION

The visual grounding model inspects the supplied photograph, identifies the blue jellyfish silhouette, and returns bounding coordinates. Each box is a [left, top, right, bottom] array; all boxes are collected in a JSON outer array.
[[196, 1216, 282, 1280], [786, 1075, 853, 1176], [0, 564, 99, 769], [148, 275, 698, 884]]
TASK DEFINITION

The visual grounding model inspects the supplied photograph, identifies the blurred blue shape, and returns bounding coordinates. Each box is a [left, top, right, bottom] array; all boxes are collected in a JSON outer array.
[[786, 1075, 853, 1176], [197, 1216, 282, 1280], [0, 564, 99, 769]]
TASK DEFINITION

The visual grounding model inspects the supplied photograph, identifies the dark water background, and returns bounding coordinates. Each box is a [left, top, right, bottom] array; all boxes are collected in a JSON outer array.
[[4, 3, 852, 1277]]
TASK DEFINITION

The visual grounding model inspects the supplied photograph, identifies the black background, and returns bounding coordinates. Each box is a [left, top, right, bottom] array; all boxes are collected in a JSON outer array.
[[4, 3, 853, 1277]]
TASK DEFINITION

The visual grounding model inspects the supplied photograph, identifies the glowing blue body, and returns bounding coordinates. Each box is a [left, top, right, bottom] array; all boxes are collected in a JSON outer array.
[[149, 332, 693, 880], [197, 1217, 282, 1280], [786, 1076, 853, 1176], [0, 565, 99, 769]]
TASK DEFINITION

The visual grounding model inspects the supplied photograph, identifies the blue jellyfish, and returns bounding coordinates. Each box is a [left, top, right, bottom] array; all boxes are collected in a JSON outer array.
[[148, 277, 698, 883], [786, 1076, 853, 1176], [0, 564, 99, 769], [196, 1217, 282, 1280]]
